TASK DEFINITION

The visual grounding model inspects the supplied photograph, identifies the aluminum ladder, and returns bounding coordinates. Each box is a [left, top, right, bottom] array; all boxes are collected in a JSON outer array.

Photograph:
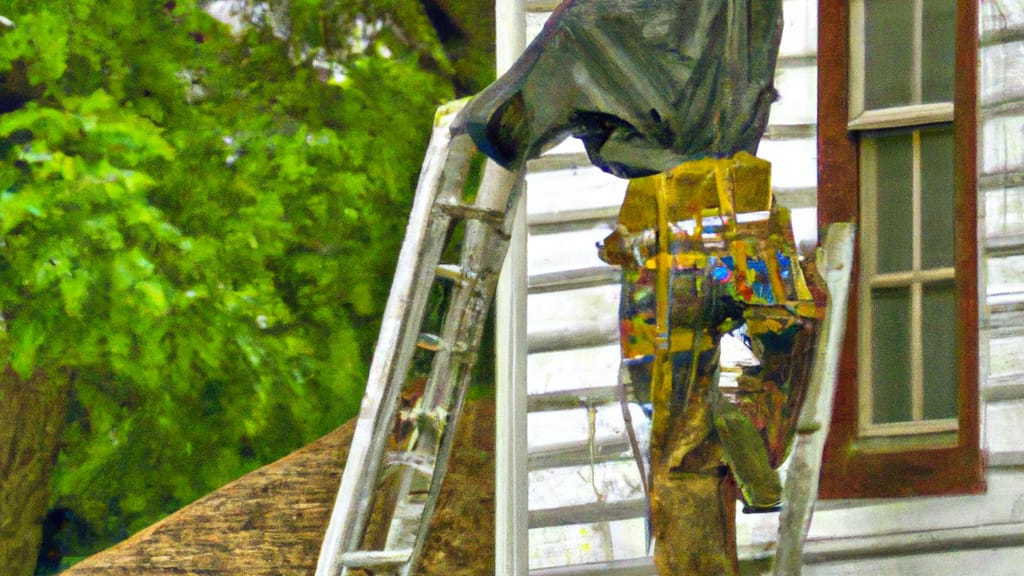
[[315, 99, 524, 576]]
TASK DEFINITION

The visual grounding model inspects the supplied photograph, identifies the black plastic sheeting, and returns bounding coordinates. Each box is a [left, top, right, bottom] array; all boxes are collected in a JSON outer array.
[[454, 0, 783, 179]]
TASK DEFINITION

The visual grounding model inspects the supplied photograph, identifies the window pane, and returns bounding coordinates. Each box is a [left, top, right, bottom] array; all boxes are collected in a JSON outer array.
[[920, 126, 955, 269], [864, 0, 915, 109], [922, 0, 956, 103], [871, 132, 914, 273], [922, 281, 958, 420], [871, 287, 912, 424]]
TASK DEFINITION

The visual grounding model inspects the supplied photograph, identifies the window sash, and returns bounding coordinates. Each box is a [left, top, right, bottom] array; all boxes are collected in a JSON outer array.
[[848, 0, 956, 129], [857, 129, 959, 436]]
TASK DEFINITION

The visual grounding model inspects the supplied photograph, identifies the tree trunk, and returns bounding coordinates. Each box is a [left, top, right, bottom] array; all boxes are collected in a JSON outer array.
[[0, 365, 71, 576]]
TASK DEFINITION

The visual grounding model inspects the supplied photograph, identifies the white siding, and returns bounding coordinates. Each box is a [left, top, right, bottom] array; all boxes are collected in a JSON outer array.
[[982, 0, 1024, 477]]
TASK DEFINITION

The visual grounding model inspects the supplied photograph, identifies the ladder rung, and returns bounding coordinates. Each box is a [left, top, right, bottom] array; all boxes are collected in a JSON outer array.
[[416, 333, 444, 351], [526, 385, 621, 412], [528, 319, 619, 353], [529, 557, 656, 576], [415, 333, 470, 354], [392, 501, 427, 520], [383, 451, 436, 476], [436, 201, 506, 224], [339, 549, 413, 569], [435, 263, 477, 284], [528, 266, 621, 294]]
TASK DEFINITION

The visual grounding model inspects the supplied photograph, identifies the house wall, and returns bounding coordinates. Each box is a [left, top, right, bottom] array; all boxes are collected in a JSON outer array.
[[514, 0, 1024, 574]]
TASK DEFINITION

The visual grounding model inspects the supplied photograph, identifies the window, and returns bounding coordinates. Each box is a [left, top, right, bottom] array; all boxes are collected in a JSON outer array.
[[817, 0, 984, 497]]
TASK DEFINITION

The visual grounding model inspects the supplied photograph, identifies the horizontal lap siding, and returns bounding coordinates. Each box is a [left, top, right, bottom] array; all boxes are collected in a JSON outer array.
[[521, 3, 638, 567], [981, 0, 1024, 469]]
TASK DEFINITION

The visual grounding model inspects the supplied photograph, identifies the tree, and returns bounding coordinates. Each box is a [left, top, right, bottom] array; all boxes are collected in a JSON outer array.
[[0, 1, 458, 573]]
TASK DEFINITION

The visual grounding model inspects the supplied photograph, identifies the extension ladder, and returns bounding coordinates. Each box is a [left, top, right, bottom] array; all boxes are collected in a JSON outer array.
[[315, 100, 524, 576]]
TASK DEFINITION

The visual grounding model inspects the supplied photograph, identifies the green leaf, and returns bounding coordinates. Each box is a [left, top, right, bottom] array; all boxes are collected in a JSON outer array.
[[60, 271, 92, 318], [11, 320, 44, 377], [0, 191, 32, 234], [135, 280, 169, 316]]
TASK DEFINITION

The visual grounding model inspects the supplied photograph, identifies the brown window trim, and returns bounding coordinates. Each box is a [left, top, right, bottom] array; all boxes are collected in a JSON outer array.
[[816, 0, 985, 498]]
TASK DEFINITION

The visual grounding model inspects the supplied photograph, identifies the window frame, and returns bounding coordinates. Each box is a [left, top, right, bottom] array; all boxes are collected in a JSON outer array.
[[816, 0, 985, 498]]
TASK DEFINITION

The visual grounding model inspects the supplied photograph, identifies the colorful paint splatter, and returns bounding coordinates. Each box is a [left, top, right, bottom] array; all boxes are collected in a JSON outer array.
[[600, 153, 825, 512]]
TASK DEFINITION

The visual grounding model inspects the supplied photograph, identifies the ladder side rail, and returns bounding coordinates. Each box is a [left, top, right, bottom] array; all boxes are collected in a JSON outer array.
[[773, 223, 856, 576], [401, 163, 528, 569], [344, 131, 477, 556], [376, 135, 495, 555], [379, 209, 501, 553], [397, 164, 526, 574], [348, 207, 458, 556], [316, 107, 472, 576], [420, 162, 524, 413]]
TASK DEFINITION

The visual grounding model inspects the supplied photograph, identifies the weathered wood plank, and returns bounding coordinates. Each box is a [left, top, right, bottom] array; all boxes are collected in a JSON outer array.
[[529, 460, 643, 510], [982, 40, 1024, 107], [527, 385, 621, 412], [757, 137, 818, 190], [806, 470, 1024, 541], [528, 436, 633, 471], [982, 0, 1024, 37], [530, 557, 657, 576], [982, 114, 1024, 176], [528, 499, 646, 529], [989, 332, 1024, 378], [770, 65, 818, 126], [986, 399, 1024, 465], [527, 284, 620, 349], [779, 0, 818, 58], [988, 253, 1024, 303], [527, 344, 621, 395], [985, 185, 1024, 238], [527, 320, 619, 354], [528, 224, 617, 279], [528, 267, 621, 294], [803, 525, 1024, 575], [526, 166, 626, 222], [527, 404, 638, 457]]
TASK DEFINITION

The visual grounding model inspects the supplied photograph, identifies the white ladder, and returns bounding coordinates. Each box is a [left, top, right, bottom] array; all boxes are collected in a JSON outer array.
[[315, 99, 524, 576]]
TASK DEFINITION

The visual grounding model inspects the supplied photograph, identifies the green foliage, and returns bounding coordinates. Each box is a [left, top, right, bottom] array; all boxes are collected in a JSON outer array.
[[0, 0, 453, 559]]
